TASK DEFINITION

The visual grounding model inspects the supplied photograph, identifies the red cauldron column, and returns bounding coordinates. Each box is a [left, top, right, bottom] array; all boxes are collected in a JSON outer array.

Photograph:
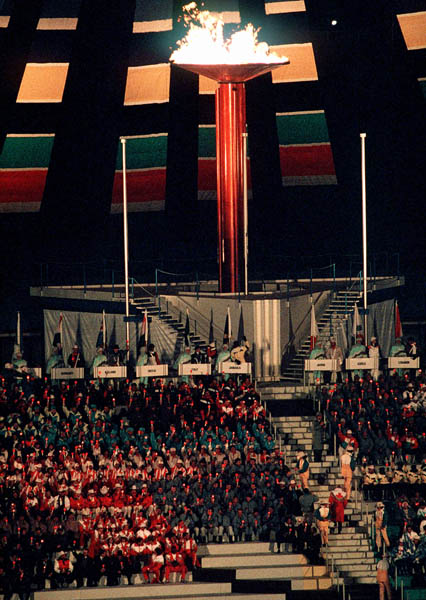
[[172, 62, 288, 292]]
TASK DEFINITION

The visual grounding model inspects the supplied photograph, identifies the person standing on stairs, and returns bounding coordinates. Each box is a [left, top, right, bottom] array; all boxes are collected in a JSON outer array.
[[375, 502, 391, 552], [296, 451, 310, 490], [340, 445, 356, 500], [314, 500, 330, 546], [329, 487, 348, 534], [376, 554, 392, 600], [312, 413, 326, 463]]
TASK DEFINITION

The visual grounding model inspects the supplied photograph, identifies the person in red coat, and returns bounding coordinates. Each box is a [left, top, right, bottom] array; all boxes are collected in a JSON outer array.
[[329, 487, 348, 534]]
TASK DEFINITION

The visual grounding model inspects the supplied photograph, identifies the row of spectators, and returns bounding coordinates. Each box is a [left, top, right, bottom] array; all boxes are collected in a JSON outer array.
[[1, 361, 425, 593], [374, 496, 426, 585], [316, 374, 426, 465], [0, 367, 314, 593]]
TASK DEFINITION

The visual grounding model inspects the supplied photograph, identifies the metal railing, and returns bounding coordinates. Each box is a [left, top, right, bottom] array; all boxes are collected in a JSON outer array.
[[34, 251, 401, 292]]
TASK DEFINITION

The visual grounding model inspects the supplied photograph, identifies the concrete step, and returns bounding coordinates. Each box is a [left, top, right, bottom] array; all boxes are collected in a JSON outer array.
[[201, 542, 301, 558], [332, 557, 376, 568], [234, 564, 329, 582], [325, 551, 374, 560], [34, 581, 233, 600], [353, 575, 377, 584], [202, 553, 309, 569]]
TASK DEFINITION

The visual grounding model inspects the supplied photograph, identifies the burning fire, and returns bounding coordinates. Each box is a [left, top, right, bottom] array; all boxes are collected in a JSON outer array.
[[170, 2, 284, 65]]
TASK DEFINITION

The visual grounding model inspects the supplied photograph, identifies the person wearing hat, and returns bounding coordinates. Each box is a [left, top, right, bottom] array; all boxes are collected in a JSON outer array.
[[11, 346, 27, 372], [296, 451, 310, 490], [67, 344, 85, 368], [329, 487, 347, 534], [363, 464, 379, 501], [215, 343, 231, 380], [91, 346, 107, 378], [107, 343, 126, 367], [191, 345, 207, 364], [375, 502, 390, 551], [314, 500, 330, 546], [368, 336, 381, 380], [340, 445, 356, 500], [326, 336, 344, 384], [348, 334, 367, 380]]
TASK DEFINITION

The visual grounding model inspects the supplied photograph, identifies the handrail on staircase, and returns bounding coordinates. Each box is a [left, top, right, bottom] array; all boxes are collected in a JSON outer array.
[[129, 277, 156, 299], [159, 294, 224, 349], [281, 290, 326, 371]]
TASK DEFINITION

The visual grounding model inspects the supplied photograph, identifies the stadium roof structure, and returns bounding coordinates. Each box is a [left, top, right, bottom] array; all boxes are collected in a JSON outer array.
[[0, 0, 425, 274]]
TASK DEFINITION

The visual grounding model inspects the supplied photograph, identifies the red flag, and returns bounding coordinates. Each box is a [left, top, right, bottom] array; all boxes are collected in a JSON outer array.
[[310, 303, 319, 350], [139, 309, 148, 349], [395, 301, 403, 339]]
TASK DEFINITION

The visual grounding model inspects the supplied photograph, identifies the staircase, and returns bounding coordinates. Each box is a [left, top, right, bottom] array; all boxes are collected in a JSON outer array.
[[131, 296, 208, 359], [281, 289, 362, 384], [273, 414, 377, 585], [198, 541, 333, 594]]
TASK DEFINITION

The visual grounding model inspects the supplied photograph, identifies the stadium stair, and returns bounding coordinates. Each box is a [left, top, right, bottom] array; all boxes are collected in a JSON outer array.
[[131, 296, 207, 357], [271, 413, 377, 586], [281, 289, 362, 384], [197, 541, 333, 594]]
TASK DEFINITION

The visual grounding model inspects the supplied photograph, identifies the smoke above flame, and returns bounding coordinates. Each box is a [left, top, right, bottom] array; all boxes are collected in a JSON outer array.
[[170, 2, 284, 65]]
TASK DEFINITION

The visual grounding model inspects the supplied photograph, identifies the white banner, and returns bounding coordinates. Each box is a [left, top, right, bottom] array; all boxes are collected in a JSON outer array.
[[345, 357, 378, 370], [388, 357, 419, 368], [305, 359, 337, 371], [94, 366, 127, 378], [136, 365, 168, 377], [51, 368, 85, 379], [179, 363, 211, 376], [219, 362, 252, 374]]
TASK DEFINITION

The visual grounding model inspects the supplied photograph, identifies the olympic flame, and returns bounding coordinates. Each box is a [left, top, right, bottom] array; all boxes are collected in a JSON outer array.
[[170, 2, 284, 64]]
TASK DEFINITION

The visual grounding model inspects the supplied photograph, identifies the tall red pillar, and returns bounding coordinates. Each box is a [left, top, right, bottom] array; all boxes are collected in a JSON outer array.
[[172, 62, 288, 293], [216, 82, 246, 293]]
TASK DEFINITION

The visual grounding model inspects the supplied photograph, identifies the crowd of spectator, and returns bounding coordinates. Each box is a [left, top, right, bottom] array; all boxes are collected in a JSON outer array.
[[2, 349, 425, 595], [0, 362, 322, 594], [318, 374, 426, 467], [316, 372, 426, 584]]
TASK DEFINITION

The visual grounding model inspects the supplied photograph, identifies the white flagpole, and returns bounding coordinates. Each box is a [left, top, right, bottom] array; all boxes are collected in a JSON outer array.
[[145, 309, 148, 345], [360, 133, 368, 342], [121, 137, 130, 356], [243, 130, 249, 296], [102, 309, 106, 349], [17, 311, 21, 348]]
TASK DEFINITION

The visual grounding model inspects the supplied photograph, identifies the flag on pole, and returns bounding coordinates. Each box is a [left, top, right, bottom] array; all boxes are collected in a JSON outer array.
[[223, 306, 232, 345], [16, 311, 22, 350], [237, 305, 245, 343], [339, 318, 348, 353], [139, 309, 148, 349], [53, 313, 63, 351], [395, 300, 403, 339], [352, 303, 362, 340], [209, 309, 214, 344], [184, 309, 190, 347], [96, 310, 106, 349], [310, 302, 319, 350], [287, 301, 296, 359]]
